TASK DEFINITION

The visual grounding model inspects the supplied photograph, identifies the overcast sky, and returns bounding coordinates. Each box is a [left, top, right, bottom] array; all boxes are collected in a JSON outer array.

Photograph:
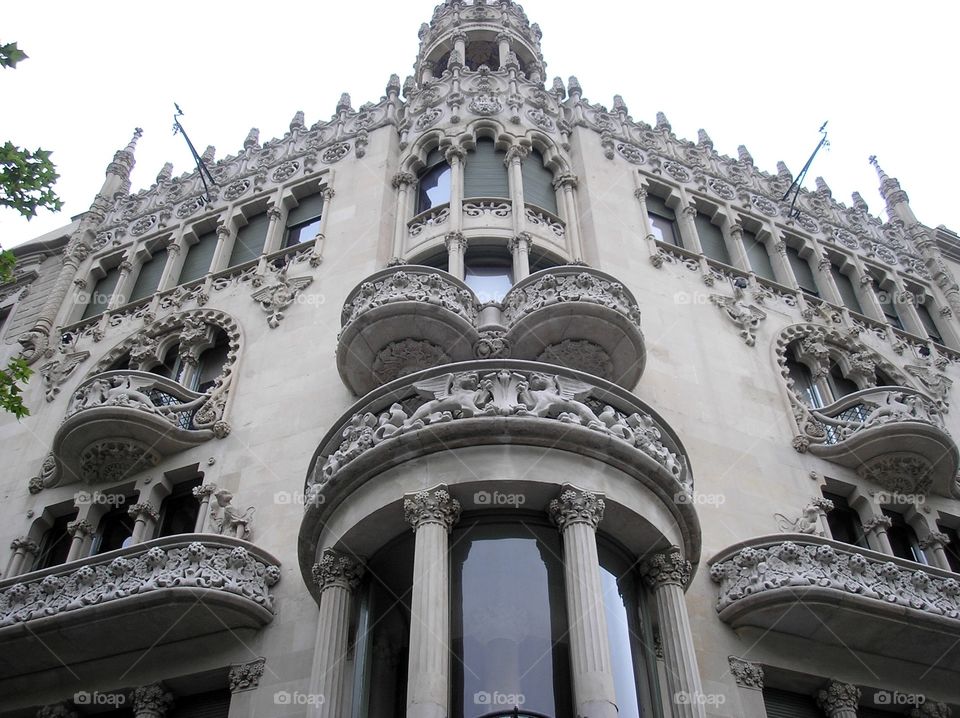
[[3, 1, 957, 249]]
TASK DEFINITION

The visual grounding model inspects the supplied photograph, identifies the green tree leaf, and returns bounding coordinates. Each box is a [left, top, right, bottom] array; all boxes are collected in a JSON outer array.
[[0, 42, 28, 69]]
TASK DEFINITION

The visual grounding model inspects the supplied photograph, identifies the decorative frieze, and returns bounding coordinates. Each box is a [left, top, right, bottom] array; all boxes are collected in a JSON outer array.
[[340, 267, 479, 327], [727, 656, 764, 690], [501, 268, 642, 326], [229, 657, 266, 692]]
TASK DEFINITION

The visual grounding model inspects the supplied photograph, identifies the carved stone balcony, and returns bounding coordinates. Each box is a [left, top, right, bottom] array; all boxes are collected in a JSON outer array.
[[710, 535, 960, 669], [501, 266, 645, 387], [0, 535, 280, 680], [796, 386, 959, 498], [52, 370, 225, 486], [302, 360, 695, 583], [336, 265, 646, 395]]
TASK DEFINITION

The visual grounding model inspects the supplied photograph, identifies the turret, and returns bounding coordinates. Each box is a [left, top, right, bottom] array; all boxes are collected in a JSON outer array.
[[869, 155, 915, 227]]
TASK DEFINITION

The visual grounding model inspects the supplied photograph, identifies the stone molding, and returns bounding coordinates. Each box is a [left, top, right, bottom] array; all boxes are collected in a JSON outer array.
[[0, 536, 280, 627], [229, 656, 266, 692], [727, 656, 764, 689], [403, 486, 461, 532], [641, 548, 692, 588], [549, 485, 605, 531], [311, 548, 364, 593]]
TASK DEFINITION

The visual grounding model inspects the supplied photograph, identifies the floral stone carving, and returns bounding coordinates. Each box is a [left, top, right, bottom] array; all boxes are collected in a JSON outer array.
[[251, 271, 314, 328], [710, 281, 766, 347], [341, 268, 478, 327], [78, 440, 162, 484], [372, 339, 451, 384], [229, 657, 266, 692], [538, 339, 613, 380], [501, 269, 641, 326]]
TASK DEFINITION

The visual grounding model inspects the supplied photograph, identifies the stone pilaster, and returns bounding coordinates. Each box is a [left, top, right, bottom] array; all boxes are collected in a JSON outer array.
[[7, 537, 40, 577], [445, 232, 467, 280], [919, 531, 952, 571], [549, 486, 618, 718], [729, 656, 767, 718], [816, 680, 860, 718], [65, 519, 94, 562], [307, 549, 364, 718], [192, 483, 218, 532], [509, 233, 532, 281], [131, 682, 174, 718], [404, 486, 461, 718], [641, 548, 704, 718]]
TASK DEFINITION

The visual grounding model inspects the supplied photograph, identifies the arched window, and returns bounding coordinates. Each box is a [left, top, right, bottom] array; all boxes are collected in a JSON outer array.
[[92, 493, 139, 554], [645, 194, 681, 248], [827, 363, 859, 399], [785, 347, 823, 408], [884, 510, 926, 564], [693, 211, 731, 265], [178, 228, 219, 285], [521, 149, 557, 214], [464, 139, 508, 200], [417, 149, 451, 214], [195, 329, 230, 394]]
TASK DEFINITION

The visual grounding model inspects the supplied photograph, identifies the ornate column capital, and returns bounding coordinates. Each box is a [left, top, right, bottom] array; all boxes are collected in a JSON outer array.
[[681, 204, 697, 218], [312, 548, 364, 593], [728, 656, 764, 690], [633, 186, 648, 201], [192, 482, 218, 500], [132, 682, 174, 717], [504, 145, 529, 166], [36, 704, 77, 718], [266, 206, 283, 222], [118, 259, 134, 274], [554, 172, 579, 191], [66, 519, 94, 539], [127, 502, 159, 522], [445, 231, 468, 252], [816, 680, 860, 716], [911, 701, 952, 718], [215, 224, 232, 241], [229, 656, 266, 693], [919, 531, 951, 550], [404, 486, 461, 532], [863, 515, 893, 534], [322, 187, 336, 201], [508, 233, 532, 253], [10, 536, 39, 554], [392, 171, 417, 189], [549, 485, 605, 531], [640, 548, 692, 588], [444, 146, 467, 163]]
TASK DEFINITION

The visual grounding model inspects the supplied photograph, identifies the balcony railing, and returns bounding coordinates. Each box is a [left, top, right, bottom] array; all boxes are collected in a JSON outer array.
[[51, 370, 223, 486], [710, 535, 960, 669], [0, 535, 280, 680], [797, 386, 958, 497]]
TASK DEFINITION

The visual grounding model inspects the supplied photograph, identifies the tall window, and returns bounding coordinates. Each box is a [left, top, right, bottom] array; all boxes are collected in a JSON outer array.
[[884, 510, 925, 564], [829, 262, 863, 314], [785, 245, 819, 297], [178, 229, 219, 285], [417, 149, 451, 213], [742, 228, 775, 282], [158, 478, 203, 537], [463, 248, 513, 303], [693, 212, 731, 265], [194, 330, 230, 394], [822, 492, 867, 548], [92, 495, 138, 554], [464, 139, 508, 200], [873, 279, 903, 329], [521, 149, 558, 214], [35, 511, 77, 570], [645, 194, 681, 247], [228, 212, 270, 267], [129, 248, 168, 302], [82, 264, 122, 319], [285, 192, 325, 247], [826, 363, 859, 400], [786, 348, 823, 408], [915, 298, 943, 344]]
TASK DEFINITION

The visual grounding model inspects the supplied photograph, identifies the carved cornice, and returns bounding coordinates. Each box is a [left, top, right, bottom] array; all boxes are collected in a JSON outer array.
[[311, 548, 364, 593], [728, 656, 764, 690], [549, 485, 605, 531], [641, 548, 692, 588], [403, 486, 461, 532]]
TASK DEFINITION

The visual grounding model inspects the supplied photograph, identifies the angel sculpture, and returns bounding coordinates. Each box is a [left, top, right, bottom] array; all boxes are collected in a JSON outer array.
[[211, 489, 254, 539], [405, 372, 486, 428], [519, 373, 604, 429]]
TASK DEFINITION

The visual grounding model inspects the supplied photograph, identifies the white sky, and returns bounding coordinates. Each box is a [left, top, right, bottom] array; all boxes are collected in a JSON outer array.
[[2, 1, 957, 249]]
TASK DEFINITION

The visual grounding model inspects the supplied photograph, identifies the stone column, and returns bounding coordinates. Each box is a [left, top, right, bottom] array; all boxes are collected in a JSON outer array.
[[555, 173, 582, 260], [404, 486, 461, 718], [392, 172, 417, 260], [726, 222, 751, 274], [128, 502, 159, 544], [445, 232, 467, 280], [509, 233, 532, 281], [106, 259, 135, 311], [310, 187, 336, 267], [6, 537, 39, 577], [641, 548, 705, 718], [65, 520, 94, 562], [863, 515, 893, 554], [816, 680, 860, 718], [919, 531, 952, 571], [496, 32, 511, 67], [209, 222, 234, 275], [505, 145, 529, 238], [192, 483, 218, 533], [131, 682, 174, 718], [549, 486, 618, 718], [445, 147, 466, 234], [728, 656, 767, 718], [308, 549, 364, 718], [157, 233, 186, 292]]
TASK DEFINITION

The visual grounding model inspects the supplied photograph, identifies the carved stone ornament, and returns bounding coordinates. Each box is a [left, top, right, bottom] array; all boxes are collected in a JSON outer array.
[[469, 93, 502, 116], [223, 179, 251, 201], [774, 497, 833, 536], [549, 486, 605, 531], [315, 369, 686, 488], [641, 548, 692, 588], [132, 682, 174, 716], [372, 339, 450, 384], [538, 339, 613, 380], [728, 656, 764, 690], [615, 142, 646, 164], [10, 536, 39, 554], [250, 271, 313, 328], [856, 452, 934, 495], [78, 440, 162, 484], [271, 161, 300, 183], [311, 548, 364, 592], [710, 282, 766, 346], [128, 501, 160, 522], [905, 364, 953, 409], [229, 657, 266, 692], [862, 515, 893, 534], [342, 269, 479, 326], [473, 329, 511, 359], [403, 486, 461, 532], [210, 489, 255, 540], [40, 350, 90, 402], [321, 142, 351, 163], [501, 271, 641, 326], [910, 702, 953, 718], [0, 540, 280, 626], [816, 680, 861, 715]]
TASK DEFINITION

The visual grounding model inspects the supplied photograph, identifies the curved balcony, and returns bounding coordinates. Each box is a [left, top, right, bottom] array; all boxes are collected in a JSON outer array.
[[302, 359, 695, 581], [337, 266, 481, 396], [0, 535, 280, 680], [798, 386, 959, 498], [710, 535, 960, 669], [501, 267, 646, 388], [52, 370, 220, 486]]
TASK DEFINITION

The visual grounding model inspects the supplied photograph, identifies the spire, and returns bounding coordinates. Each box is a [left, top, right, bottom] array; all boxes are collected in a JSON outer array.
[[851, 191, 868, 213], [815, 176, 832, 197], [776, 161, 792, 183], [244, 128, 260, 151], [336, 93, 353, 114], [290, 111, 305, 132], [697, 129, 713, 150], [737, 145, 753, 166], [125, 127, 143, 154], [869, 155, 910, 211], [656, 112, 671, 133], [100, 127, 142, 200], [155, 162, 173, 185]]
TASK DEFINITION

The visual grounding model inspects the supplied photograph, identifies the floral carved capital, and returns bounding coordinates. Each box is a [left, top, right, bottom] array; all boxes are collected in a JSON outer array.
[[132, 682, 174, 716], [728, 656, 764, 689], [641, 548, 692, 588], [816, 680, 861, 715], [404, 486, 461, 532], [229, 656, 266, 692], [549, 486, 605, 531], [311, 548, 364, 593]]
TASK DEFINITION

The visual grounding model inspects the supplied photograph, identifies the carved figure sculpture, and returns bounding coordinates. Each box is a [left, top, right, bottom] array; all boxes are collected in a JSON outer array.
[[520, 372, 604, 428], [211, 489, 254, 540], [406, 372, 485, 426]]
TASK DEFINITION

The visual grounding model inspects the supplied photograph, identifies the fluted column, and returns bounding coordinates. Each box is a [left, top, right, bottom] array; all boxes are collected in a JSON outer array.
[[549, 486, 618, 718], [7, 537, 39, 577], [128, 502, 159, 544], [404, 486, 461, 718], [308, 549, 364, 718], [392, 172, 417, 259], [919, 531, 952, 571], [509, 233, 532, 281], [641, 548, 705, 718], [132, 682, 174, 718], [816, 680, 860, 718], [192, 483, 218, 532], [65, 520, 94, 562]]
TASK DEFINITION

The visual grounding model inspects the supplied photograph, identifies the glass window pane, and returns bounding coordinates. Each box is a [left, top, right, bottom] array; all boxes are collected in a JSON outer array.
[[286, 192, 325, 227], [743, 230, 775, 282], [786, 246, 818, 296], [82, 265, 122, 319], [649, 214, 681, 247], [417, 163, 451, 213], [694, 213, 730, 265], [787, 356, 823, 408], [600, 566, 641, 718], [521, 150, 558, 214], [178, 230, 219, 285], [916, 300, 943, 342], [452, 523, 572, 718], [830, 264, 863, 313], [229, 213, 270, 267], [286, 218, 322, 247], [129, 249, 168, 302], [464, 261, 513, 303]]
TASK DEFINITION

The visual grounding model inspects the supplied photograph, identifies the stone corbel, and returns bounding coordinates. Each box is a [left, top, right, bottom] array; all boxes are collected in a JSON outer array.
[[710, 279, 766, 347], [229, 657, 267, 693]]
